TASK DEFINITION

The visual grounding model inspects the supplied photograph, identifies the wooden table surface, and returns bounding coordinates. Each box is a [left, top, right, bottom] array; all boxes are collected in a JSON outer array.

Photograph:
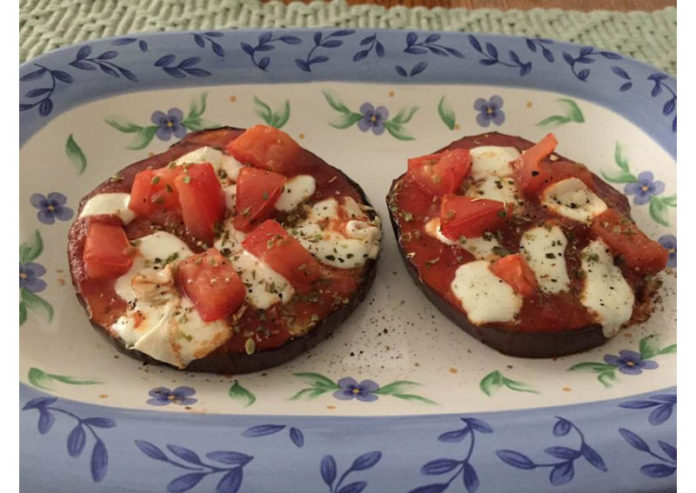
[[272, 0, 674, 11]]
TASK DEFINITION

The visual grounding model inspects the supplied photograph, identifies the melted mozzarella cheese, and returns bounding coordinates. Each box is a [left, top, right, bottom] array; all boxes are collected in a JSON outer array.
[[223, 184, 237, 212], [519, 226, 570, 294], [466, 176, 522, 208], [230, 250, 294, 309], [451, 260, 522, 324], [424, 218, 503, 262], [111, 232, 232, 368], [174, 146, 244, 181], [213, 217, 247, 254], [580, 239, 635, 337], [470, 146, 520, 180], [541, 178, 607, 224], [275, 175, 316, 212], [79, 193, 136, 224], [291, 198, 381, 269]]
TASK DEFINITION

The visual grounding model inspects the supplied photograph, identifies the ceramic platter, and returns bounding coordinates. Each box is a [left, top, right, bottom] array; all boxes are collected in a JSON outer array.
[[19, 29, 676, 493]]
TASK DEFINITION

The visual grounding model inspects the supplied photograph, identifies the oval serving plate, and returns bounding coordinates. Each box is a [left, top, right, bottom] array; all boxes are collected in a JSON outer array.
[[20, 29, 676, 493]]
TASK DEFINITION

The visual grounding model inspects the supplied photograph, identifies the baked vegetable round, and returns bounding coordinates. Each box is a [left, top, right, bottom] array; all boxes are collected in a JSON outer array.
[[386, 132, 667, 358], [68, 126, 381, 373]]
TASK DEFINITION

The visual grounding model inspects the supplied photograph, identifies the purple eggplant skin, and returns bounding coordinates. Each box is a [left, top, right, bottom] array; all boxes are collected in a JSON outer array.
[[385, 131, 658, 359], [69, 127, 380, 374]]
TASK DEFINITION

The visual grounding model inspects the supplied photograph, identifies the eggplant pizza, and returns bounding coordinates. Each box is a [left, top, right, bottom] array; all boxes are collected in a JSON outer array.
[[68, 125, 381, 373], [387, 132, 669, 357]]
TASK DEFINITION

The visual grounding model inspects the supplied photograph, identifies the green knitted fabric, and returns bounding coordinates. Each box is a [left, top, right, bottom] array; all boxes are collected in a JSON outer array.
[[19, 0, 676, 75]]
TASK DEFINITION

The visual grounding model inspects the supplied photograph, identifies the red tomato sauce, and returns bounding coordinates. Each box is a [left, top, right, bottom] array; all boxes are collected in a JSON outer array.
[[388, 132, 646, 333], [68, 128, 371, 353]]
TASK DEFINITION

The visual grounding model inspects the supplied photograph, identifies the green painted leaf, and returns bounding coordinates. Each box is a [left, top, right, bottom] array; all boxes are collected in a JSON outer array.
[[480, 371, 504, 396], [20, 230, 43, 264], [658, 344, 677, 354], [614, 142, 630, 172], [536, 115, 572, 128], [391, 106, 418, 124], [437, 96, 456, 130], [557, 98, 585, 123], [568, 362, 616, 373], [662, 195, 677, 207], [182, 117, 219, 131], [600, 169, 637, 184], [65, 134, 87, 174], [383, 121, 415, 141], [639, 335, 660, 359], [289, 387, 331, 401], [272, 100, 291, 129], [649, 196, 670, 226], [323, 90, 351, 114], [19, 301, 27, 325], [292, 372, 338, 389], [597, 371, 617, 388], [377, 380, 421, 395], [28, 367, 53, 390], [21, 288, 53, 323], [391, 393, 437, 405], [105, 116, 142, 133], [502, 377, 539, 394], [253, 96, 273, 124], [50, 374, 101, 386], [329, 112, 363, 129], [228, 380, 256, 407], [189, 92, 207, 119], [127, 126, 158, 150]]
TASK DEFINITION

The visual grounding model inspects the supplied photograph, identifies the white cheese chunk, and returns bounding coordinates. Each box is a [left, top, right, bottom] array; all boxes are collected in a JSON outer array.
[[174, 146, 244, 181], [451, 260, 522, 324], [541, 178, 607, 224], [519, 225, 570, 294], [291, 198, 381, 269], [111, 231, 233, 369], [223, 184, 237, 212], [231, 250, 294, 309], [79, 193, 136, 224], [275, 175, 316, 212], [580, 239, 635, 337], [424, 218, 503, 262], [469, 146, 520, 180], [466, 176, 522, 209], [213, 217, 247, 254]]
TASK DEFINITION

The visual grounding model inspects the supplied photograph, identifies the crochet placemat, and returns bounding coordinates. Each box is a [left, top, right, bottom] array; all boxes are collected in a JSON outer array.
[[19, 0, 676, 74]]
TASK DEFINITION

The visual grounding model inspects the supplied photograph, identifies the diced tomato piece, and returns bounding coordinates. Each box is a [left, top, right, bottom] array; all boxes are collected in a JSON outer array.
[[490, 254, 538, 297], [83, 221, 133, 279], [242, 220, 322, 292], [513, 134, 598, 196], [128, 166, 183, 216], [440, 194, 508, 239], [176, 249, 246, 322], [590, 209, 668, 275], [407, 148, 471, 196], [234, 167, 287, 232], [225, 125, 302, 175], [174, 163, 226, 246]]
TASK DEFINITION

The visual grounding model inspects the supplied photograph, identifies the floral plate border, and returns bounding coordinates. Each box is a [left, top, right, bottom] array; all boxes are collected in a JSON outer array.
[[20, 29, 676, 493]]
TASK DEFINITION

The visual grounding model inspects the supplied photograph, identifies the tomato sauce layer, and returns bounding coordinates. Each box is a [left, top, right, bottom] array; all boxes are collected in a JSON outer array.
[[68, 127, 371, 353], [388, 132, 650, 333]]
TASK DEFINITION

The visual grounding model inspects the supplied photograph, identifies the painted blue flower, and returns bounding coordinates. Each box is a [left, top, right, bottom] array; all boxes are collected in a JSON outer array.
[[624, 171, 665, 205], [358, 103, 389, 135], [474, 95, 505, 127], [659, 234, 677, 268], [151, 108, 187, 141], [333, 377, 380, 402], [30, 193, 73, 225], [147, 386, 197, 406], [19, 262, 46, 293], [604, 350, 658, 375]]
